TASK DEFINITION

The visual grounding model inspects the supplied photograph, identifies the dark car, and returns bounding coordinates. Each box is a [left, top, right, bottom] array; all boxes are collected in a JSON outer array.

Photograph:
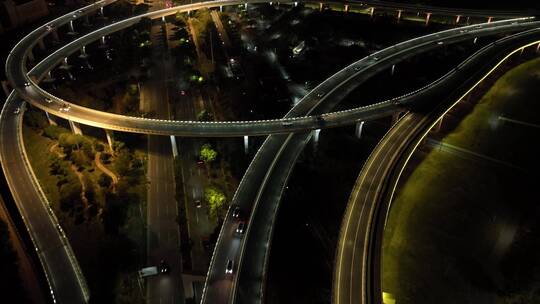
[[232, 206, 240, 218], [159, 259, 169, 274], [236, 221, 245, 234]]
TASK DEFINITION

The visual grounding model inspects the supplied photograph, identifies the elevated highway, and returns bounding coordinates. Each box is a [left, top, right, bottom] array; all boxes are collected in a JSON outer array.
[[332, 30, 540, 304], [2, 0, 539, 303]]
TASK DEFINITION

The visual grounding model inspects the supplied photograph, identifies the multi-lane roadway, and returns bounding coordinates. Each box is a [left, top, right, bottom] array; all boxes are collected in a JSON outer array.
[[2, 1, 540, 304]]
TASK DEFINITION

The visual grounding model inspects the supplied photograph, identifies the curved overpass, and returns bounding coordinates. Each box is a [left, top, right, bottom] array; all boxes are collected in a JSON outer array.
[[202, 19, 540, 304], [5, 0, 539, 137], [2, 1, 539, 304], [332, 30, 540, 304]]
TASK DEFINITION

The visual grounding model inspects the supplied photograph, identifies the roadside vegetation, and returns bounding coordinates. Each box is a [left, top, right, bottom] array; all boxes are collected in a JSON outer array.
[[383, 57, 540, 303], [23, 108, 147, 303]]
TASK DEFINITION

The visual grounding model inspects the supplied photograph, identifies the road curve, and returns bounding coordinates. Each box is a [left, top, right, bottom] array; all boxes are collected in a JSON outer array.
[[1, 1, 538, 304], [202, 17, 540, 304], [332, 30, 540, 304], [5, 0, 538, 137]]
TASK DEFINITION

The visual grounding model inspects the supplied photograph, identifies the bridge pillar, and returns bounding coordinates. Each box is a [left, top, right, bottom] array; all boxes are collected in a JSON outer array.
[[391, 64, 395, 76], [244, 2, 247, 10], [170, 136, 178, 158], [100, 6, 104, 17], [37, 38, 46, 51], [319, 2, 322, 11], [487, 16, 493, 23], [344, 4, 349, 12], [101, 35, 107, 45], [105, 129, 114, 151], [69, 20, 75, 33], [455, 15, 461, 24], [369, 7, 374, 18], [396, 10, 402, 22], [1, 80, 11, 97], [312, 129, 321, 149], [466, 16, 470, 24], [69, 120, 83, 135], [79, 46, 89, 59], [536, 43, 540, 52], [45, 112, 58, 126], [219, 5, 222, 12], [425, 12, 431, 26], [355, 121, 365, 139], [473, 37, 478, 44], [244, 135, 249, 154]]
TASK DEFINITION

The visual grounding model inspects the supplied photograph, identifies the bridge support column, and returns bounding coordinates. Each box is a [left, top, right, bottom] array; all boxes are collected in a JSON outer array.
[[1, 80, 11, 97], [219, 5, 222, 12], [69, 20, 75, 33], [37, 38, 46, 51], [520, 47, 525, 56], [466, 16, 470, 24], [45, 112, 58, 126], [312, 129, 321, 149], [355, 121, 365, 139], [425, 12, 431, 26], [319, 2, 322, 11], [79, 46, 89, 59], [369, 7, 374, 18], [396, 10, 402, 22], [344, 4, 349, 12], [487, 16, 493, 23], [170, 135, 178, 158], [473, 37, 478, 44], [536, 43, 540, 52], [455, 15, 461, 24], [244, 3, 247, 10], [105, 129, 114, 150], [391, 64, 395, 76], [100, 6, 104, 17], [69, 120, 83, 135], [244, 135, 249, 154]]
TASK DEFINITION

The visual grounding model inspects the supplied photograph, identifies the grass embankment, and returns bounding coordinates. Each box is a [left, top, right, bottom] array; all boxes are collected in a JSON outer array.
[[23, 109, 148, 304], [383, 57, 540, 303]]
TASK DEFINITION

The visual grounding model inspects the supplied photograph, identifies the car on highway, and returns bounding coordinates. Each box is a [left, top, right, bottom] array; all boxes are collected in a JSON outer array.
[[23, 82, 30, 87], [45, 97, 53, 104], [232, 206, 240, 218], [281, 121, 293, 127], [195, 200, 201, 208], [59, 104, 71, 112], [13, 108, 20, 115], [317, 92, 325, 98], [159, 259, 169, 274], [225, 259, 234, 274], [236, 221, 245, 234]]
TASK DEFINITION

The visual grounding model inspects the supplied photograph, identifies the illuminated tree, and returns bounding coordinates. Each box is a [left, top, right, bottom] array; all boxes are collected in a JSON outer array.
[[199, 144, 217, 163], [205, 186, 226, 219]]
